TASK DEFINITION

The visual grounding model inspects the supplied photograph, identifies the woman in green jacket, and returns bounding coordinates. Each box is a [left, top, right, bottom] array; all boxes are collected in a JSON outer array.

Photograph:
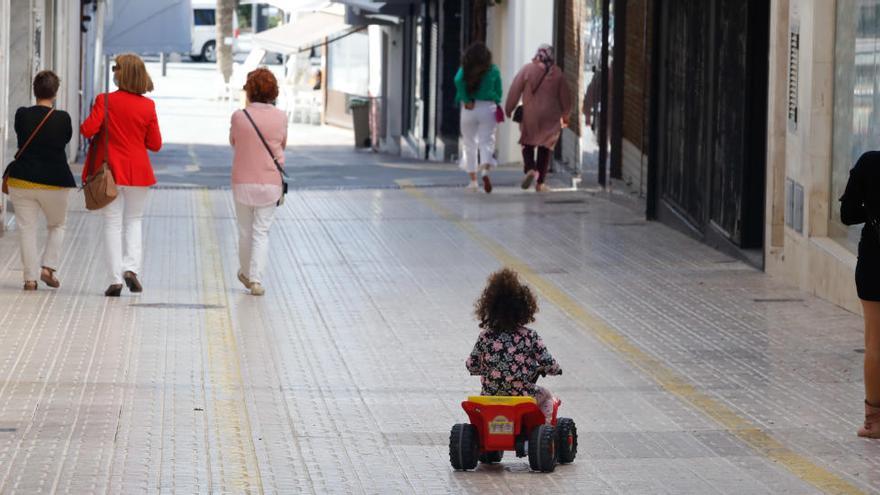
[[455, 42, 502, 193]]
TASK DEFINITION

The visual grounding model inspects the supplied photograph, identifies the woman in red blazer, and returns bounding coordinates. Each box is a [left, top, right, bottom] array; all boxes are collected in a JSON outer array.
[[81, 53, 162, 297]]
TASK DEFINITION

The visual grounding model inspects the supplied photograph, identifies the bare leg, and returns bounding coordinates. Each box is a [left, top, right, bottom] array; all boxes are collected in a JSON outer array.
[[863, 300, 880, 405], [533, 386, 556, 424]]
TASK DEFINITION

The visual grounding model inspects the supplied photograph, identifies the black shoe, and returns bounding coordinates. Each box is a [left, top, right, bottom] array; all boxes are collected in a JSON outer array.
[[123, 271, 143, 293], [105, 284, 123, 297]]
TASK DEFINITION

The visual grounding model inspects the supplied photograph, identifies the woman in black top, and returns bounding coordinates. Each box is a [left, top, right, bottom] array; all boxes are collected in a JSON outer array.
[[3, 70, 75, 290], [841, 151, 880, 438]]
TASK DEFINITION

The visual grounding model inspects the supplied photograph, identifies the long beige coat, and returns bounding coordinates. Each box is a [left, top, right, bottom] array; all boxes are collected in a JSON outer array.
[[505, 61, 572, 149]]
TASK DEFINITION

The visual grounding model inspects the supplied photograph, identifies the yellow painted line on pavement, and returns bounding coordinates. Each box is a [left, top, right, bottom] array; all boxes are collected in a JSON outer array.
[[196, 190, 264, 494], [397, 180, 864, 495]]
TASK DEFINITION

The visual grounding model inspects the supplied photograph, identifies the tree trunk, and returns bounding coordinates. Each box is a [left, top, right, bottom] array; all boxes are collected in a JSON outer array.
[[217, 0, 234, 83]]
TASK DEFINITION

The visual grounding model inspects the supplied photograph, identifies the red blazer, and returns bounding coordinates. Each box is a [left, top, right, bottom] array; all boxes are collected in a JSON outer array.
[[81, 90, 162, 186]]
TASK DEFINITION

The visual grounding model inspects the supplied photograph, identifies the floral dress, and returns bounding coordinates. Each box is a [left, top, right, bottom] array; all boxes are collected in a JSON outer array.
[[465, 326, 562, 396]]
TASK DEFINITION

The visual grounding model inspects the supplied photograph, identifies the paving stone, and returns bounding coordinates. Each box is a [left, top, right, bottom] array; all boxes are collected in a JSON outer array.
[[0, 185, 877, 493]]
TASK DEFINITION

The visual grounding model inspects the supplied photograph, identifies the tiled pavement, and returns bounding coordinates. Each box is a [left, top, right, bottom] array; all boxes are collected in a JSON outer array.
[[0, 184, 877, 494]]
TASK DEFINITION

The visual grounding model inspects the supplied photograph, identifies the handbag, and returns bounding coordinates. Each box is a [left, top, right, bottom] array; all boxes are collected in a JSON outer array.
[[242, 109, 288, 206], [82, 91, 118, 210], [512, 67, 551, 124], [2, 108, 56, 194]]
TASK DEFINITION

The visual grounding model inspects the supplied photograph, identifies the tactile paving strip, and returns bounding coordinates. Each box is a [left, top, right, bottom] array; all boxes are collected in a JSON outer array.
[[0, 187, 877, 494]]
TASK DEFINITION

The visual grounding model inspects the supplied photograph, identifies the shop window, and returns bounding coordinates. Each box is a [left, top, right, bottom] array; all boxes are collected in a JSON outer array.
[[831, 0, 880, 252], [328, 31, 369, 96]]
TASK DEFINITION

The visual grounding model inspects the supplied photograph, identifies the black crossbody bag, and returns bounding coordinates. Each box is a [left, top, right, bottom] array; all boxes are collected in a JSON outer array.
[[242, 109, 288, 206], [513, 67, 550, 124]]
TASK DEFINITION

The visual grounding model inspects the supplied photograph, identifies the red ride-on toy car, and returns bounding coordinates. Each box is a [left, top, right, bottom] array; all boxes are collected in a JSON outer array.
[[449, 374, 577, 472]]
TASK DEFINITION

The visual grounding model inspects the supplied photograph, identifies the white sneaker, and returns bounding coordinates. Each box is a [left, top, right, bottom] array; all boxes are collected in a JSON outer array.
[[466, 181, 479, 191], [250, 283, 265, 296]]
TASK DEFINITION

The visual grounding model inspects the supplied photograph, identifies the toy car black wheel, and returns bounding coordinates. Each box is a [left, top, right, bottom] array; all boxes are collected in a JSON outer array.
[[449, 423, 479, 470], [556, 418, 578, 464], [528, 424, 557, 472], [479, 451, 504, 464]]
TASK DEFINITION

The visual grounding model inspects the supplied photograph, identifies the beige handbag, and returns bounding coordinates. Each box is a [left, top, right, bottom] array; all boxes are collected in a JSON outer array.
[[82, 91, 117, 210]]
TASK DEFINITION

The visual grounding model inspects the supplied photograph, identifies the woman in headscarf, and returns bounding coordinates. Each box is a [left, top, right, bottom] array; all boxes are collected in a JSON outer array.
[[505, 44, 572, 192]]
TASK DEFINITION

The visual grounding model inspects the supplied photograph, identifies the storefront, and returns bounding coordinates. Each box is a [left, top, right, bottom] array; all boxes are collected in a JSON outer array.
[[764, 0, 864, 313], [830, 1, 879, 253]]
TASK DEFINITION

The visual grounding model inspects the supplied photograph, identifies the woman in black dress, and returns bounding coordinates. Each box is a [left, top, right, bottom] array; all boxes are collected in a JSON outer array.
[[841, 151, 880, 438], [2, 71, 75, 290]]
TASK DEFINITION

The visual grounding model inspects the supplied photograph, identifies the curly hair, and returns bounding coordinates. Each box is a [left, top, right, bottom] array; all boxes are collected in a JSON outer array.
[[244, 67, 279, 104], [474, 268, 538, 333]]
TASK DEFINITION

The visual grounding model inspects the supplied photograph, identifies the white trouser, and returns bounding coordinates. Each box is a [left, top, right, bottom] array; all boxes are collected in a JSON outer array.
[[235, 201, 276, 285], [459, 100, 498, 173], [102, 186, 150, 285], [9, 187, 71, 282]]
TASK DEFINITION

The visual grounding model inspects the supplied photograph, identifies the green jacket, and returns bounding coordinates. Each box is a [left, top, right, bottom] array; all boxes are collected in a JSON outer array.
[[454, 64, 502, 105]]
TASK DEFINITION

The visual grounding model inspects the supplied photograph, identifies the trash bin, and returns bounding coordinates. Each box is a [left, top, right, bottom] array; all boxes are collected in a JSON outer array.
[[349, 97, 370, 148]]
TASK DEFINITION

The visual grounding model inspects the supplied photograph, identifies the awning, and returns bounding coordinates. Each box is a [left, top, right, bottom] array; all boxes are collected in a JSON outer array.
[[104, 0, 192, 54], [253, 10, 352, 54]]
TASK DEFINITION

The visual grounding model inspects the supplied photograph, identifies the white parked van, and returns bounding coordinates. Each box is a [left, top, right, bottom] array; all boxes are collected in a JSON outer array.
[[190, 2, 245, 62]]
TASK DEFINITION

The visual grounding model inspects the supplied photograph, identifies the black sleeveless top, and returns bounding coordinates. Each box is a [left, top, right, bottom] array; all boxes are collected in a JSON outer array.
[[6, 106, 76, 188]]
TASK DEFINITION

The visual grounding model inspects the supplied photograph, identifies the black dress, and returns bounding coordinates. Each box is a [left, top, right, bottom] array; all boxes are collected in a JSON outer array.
[[841, 151, 880, 302], [5, 106, 76, 188]]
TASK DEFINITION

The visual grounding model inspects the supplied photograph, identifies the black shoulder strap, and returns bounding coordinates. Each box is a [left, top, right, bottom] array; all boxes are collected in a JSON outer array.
[[532, 67, 551, 95], [242, 109, 288, 177]]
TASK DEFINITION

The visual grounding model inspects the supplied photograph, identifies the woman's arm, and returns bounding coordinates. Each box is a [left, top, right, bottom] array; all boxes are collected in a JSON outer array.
[[80, 95, 105, 139], [144, 101, 162, 152], [504, 66, 527, 117], [454, 67, 468, 106], [61, 112, 73, 144], [280, 112, 288, 150], [841, 160, 867, 226], [493, 65, 503, 104], [13, 107, 23, 139]]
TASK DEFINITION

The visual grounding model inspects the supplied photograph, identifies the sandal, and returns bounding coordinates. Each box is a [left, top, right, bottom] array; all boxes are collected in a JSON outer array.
[[237, 271, 252, 290], [23, 281, 37, 291], [40, 267, 60, 288], [521, 170, 537, 190], [859, 400, 880, 438]]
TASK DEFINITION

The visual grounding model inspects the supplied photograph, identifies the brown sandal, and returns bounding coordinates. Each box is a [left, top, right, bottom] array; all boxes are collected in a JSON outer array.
[[859, 401, 880, 438], [23, 281, 37, 291], [40, 267, 60, 288]]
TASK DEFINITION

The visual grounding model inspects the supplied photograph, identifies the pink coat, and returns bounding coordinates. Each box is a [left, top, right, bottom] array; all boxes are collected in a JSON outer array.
[[505, 62, 572, 149], [229, 102, 287, 186]]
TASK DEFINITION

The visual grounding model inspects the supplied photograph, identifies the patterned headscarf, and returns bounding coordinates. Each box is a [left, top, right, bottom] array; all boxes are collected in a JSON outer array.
[[534, 44, 555, 68]]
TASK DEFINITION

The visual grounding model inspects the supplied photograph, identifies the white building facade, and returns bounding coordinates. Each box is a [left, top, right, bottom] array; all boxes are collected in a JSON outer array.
[[1, 0, 83, 229]]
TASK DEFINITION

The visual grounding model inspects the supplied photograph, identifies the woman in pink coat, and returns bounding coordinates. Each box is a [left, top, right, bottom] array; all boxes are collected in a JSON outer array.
[[229, 68, 287, 296], [505, 45, 572, 192]]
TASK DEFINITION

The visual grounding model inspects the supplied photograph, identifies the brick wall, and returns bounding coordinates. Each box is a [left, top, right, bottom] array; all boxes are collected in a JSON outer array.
[[562, 0, 583, 136], [622, 0, 652, 151]]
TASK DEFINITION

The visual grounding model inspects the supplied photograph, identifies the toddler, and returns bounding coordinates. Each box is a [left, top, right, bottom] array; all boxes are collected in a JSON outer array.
[[465, 268, 562, 423]]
